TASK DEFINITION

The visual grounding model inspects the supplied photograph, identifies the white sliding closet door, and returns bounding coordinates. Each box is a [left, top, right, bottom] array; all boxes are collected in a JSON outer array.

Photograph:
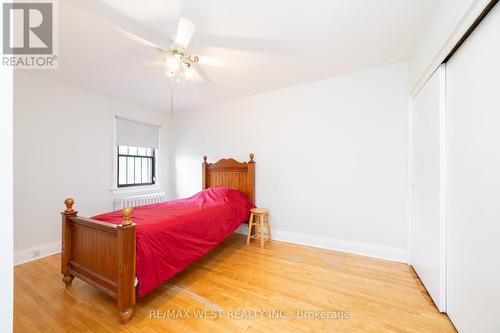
[[411, 65, 446, 312], [446, 3, 500, 332]]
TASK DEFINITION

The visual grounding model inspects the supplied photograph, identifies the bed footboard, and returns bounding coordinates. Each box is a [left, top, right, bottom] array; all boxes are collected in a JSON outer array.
[[61, 198, 136, 323]]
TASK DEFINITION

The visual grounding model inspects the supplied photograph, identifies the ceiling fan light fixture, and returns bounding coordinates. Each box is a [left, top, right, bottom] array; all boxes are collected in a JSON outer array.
[[166, 55, 181, 72]]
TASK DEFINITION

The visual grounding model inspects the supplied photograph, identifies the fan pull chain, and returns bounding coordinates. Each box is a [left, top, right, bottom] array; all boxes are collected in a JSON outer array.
[[170, 76, 175, 115]]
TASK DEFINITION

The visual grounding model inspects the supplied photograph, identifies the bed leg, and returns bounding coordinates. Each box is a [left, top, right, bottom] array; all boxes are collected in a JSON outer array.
[[119, 307, 134, 324], [62, 274, 74, 287]]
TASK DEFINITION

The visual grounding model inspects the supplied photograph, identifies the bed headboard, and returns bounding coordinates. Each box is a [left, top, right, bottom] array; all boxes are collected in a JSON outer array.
[[202, 153, 255, 204]]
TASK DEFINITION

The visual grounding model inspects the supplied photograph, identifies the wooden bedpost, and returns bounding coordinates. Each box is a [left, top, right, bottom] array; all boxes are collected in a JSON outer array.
[[247, 153, 255, 204], [202, 155, 208, 189], [61, 198, 77, 287], [116, 207, 136, 324]]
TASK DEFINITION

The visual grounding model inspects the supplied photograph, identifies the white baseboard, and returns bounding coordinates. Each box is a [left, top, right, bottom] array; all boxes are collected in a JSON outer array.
[[14, 241, 61, 266], [16, 230, 408, 266], [235, 226, 408, 263]]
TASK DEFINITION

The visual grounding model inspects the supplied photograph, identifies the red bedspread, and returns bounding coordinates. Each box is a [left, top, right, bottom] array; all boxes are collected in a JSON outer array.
[[92, 187, 254, 296]]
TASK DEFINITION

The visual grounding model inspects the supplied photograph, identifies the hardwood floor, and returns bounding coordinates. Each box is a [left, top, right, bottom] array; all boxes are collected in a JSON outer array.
[[14, 234, 456, 332]]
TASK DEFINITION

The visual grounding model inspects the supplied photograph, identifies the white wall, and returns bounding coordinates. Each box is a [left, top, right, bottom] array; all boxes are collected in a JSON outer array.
[[446, 3, 500, 331], [0, 57, 14, 332], [13, 72, 170, 264], [169, 63, 410, 262]]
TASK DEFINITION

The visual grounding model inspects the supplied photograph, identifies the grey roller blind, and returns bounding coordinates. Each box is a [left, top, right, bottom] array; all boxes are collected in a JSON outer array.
[[115, 117, 161, 149]]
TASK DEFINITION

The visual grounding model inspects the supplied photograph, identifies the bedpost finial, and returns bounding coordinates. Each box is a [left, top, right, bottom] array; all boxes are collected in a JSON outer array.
[[203, 156, 207, 163], [122, 207, 133, 226], [64, 198, 75, 213], [249, 153, 254, 162]]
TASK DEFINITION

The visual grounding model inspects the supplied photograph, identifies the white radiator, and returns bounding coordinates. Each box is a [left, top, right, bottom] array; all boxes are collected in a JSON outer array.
[[114, 192, 166, 210]]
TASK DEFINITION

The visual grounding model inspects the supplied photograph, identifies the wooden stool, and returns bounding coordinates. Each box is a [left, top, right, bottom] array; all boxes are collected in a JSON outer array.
[[246, 208, 271, 248]]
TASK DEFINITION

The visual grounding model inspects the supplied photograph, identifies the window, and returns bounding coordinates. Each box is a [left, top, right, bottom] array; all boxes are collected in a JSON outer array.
[[114, 116, 161, 190], [117, 146, 155, 187]]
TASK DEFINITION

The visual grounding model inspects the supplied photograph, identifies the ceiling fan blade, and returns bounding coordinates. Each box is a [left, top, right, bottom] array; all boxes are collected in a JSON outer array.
[[196, 55, 224, 67], [175, 17, 196, 50], [141, 59, 165, 70], [115, 27, 167, 51]]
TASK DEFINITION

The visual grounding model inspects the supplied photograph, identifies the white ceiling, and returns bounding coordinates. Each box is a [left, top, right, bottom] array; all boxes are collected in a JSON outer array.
[[32, 0, 437, 111]]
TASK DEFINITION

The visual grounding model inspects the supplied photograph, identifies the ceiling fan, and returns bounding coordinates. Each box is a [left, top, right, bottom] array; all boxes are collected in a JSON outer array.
[[115, 17, 222, 113], [115, 17, 222, 83]]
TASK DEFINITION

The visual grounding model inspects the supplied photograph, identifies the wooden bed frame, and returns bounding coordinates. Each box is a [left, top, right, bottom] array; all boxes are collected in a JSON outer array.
[[61, 154, 255, 323]]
